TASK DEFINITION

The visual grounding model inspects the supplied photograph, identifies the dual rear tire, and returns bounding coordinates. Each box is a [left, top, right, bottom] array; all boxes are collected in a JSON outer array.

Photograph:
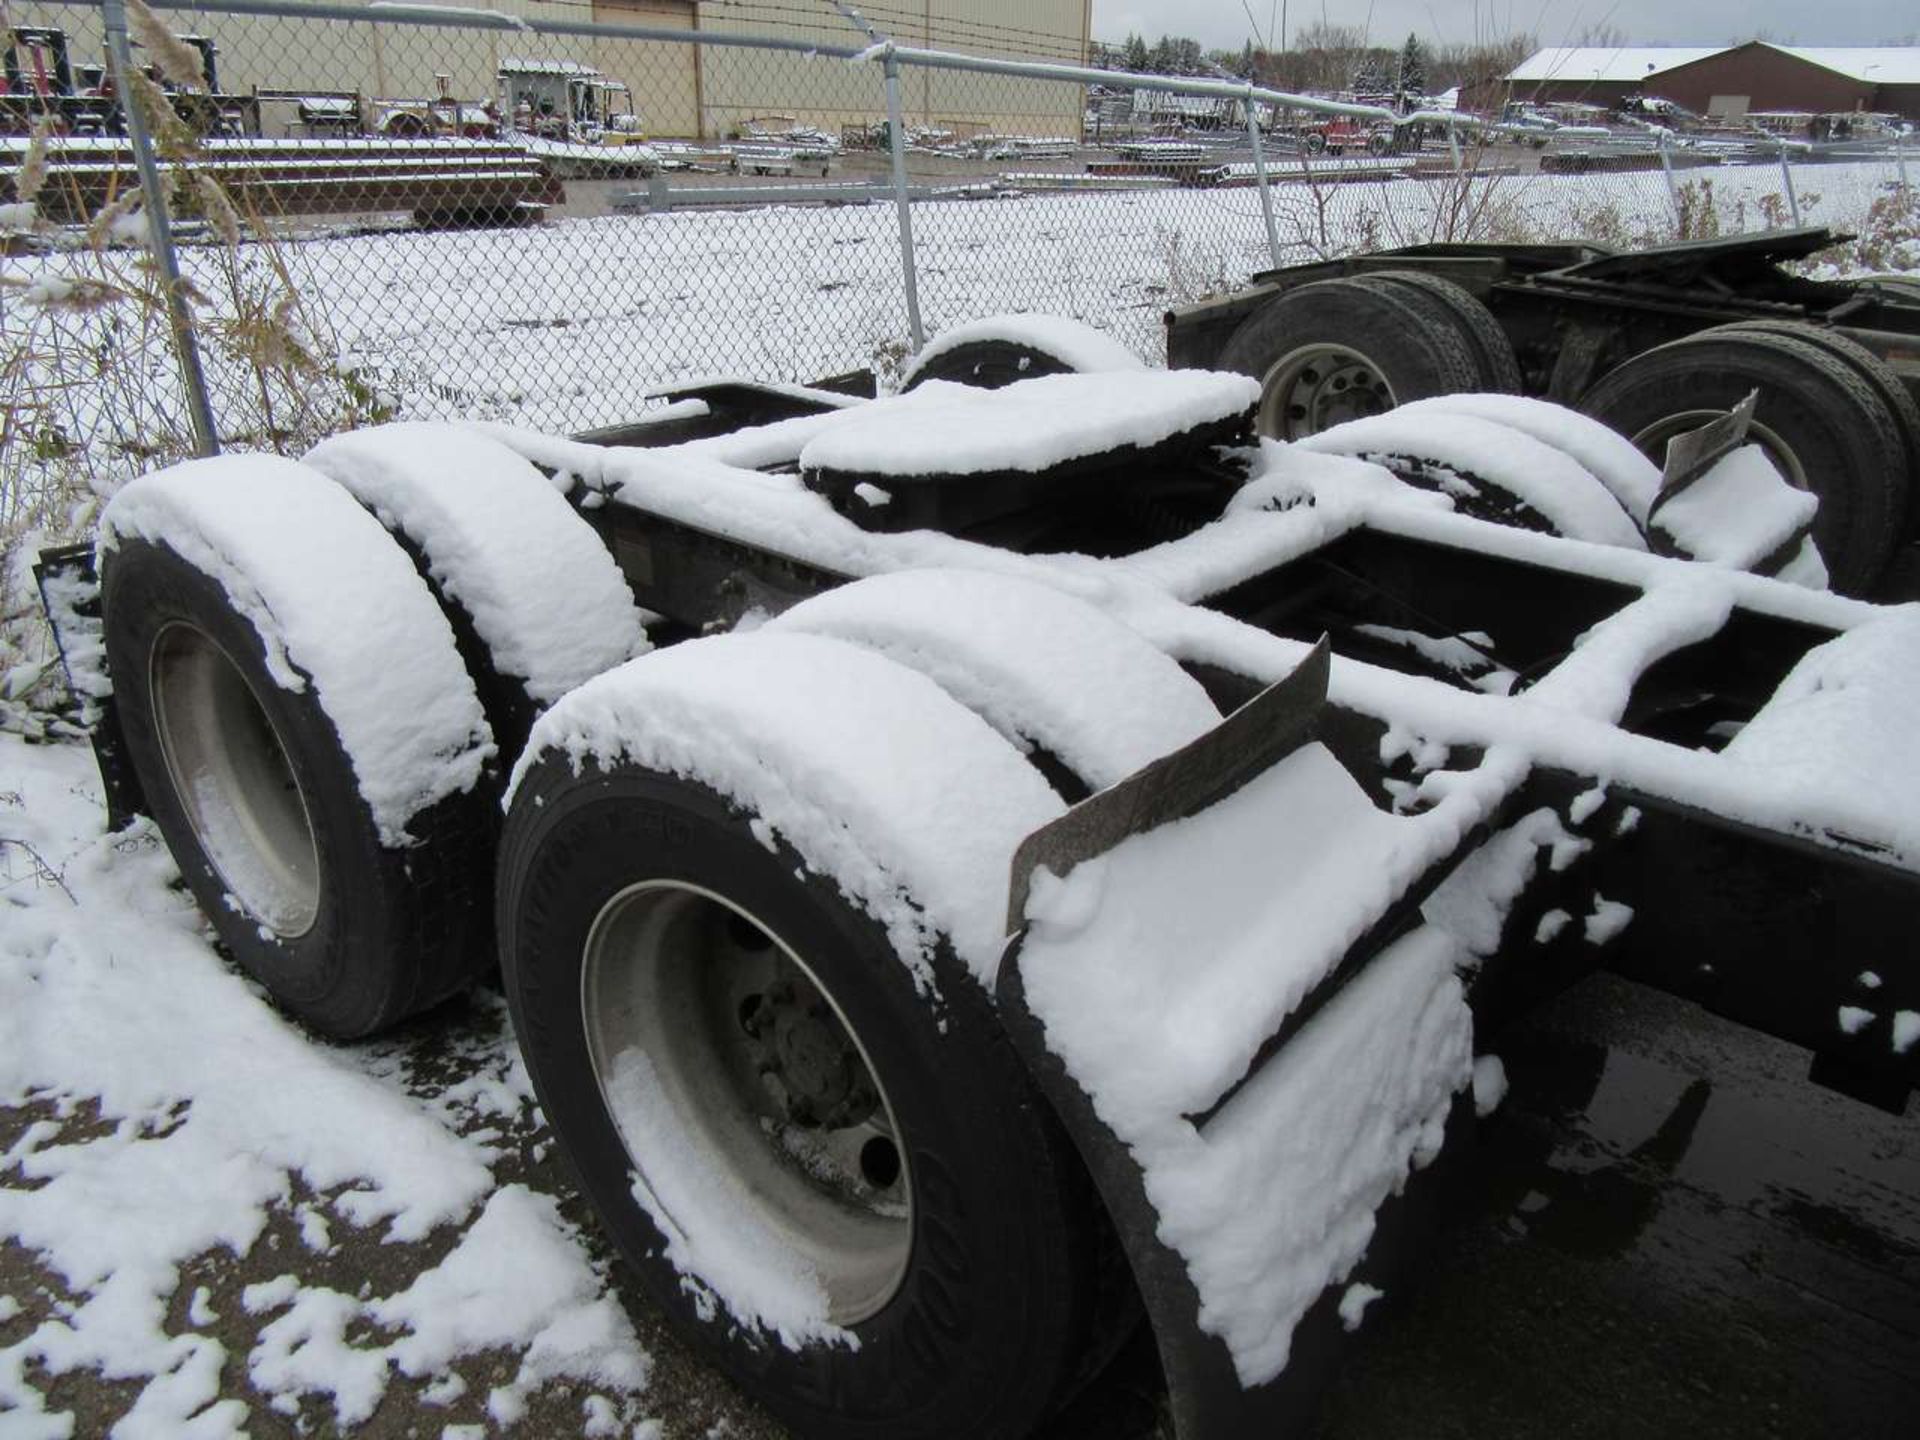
[[106, 537, 494, 1037], [98, 425, 646, 1038], [99, 457, 502, 1039], [499, 754, 1112, 1440], [1217, 272, 1516, 441], [1580, 323, 1916, 595], [103, 471, 1180, 1438], [1219, 280, 1914, 592], [499, 584, 1216, 1438]]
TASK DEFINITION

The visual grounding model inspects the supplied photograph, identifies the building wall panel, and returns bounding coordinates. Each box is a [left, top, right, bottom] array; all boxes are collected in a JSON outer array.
[[1653, 48, 1871, 117], [12, 1, 1088, 140]]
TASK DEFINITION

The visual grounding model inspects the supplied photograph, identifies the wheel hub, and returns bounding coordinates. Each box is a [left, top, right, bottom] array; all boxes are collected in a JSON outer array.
[[1257, 341, 1396, 440], [581, 881, 913, 1326], [743, 978, 880, 1129]]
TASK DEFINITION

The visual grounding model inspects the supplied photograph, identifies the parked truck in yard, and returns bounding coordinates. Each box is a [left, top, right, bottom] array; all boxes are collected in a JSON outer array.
[[32, 298, 1920, 1438], [1, 23, 257, 136]]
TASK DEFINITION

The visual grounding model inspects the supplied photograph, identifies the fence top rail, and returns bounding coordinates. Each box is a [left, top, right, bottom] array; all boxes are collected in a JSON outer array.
[[880, 43, 1465, 130], [129, 0, 871, 59], [123, 0, 1499, 134]]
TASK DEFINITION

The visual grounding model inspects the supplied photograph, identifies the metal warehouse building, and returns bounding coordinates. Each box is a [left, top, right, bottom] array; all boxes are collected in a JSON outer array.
[[18, 0, 1092, 139], [1651, 44, 1920, 123], [1498, 45, 1721, 113], [1500, 41, 1920, 122]]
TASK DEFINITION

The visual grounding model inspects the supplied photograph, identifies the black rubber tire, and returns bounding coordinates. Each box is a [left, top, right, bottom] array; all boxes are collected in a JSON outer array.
[[1864, 273, 1920, 305], [900, 338, 1074, 391], [1713, 319, 1920, 539], [1304, 417, 1635, 541], [1362, 270, 1524, 393], [385, 530, 542, 771], [102, 539, 492, 1038], [307, 426, 648, 779], [1217, 276, 1484, 440], [498, 758, 1114, 1440], [303, 425, 647, 772], [1580, 328, 1908, 595]]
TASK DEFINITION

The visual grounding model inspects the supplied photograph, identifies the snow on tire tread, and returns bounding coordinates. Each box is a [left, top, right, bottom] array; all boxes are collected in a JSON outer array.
[[511, 630, 1064, 987], [1300, 410, 1645, 548], [898, 313, 1145, 389], [766, 568, 1220, 790], [99, 454, 493, 845], [1392, 393, 1662, 524], [304, 421, 649, 706]]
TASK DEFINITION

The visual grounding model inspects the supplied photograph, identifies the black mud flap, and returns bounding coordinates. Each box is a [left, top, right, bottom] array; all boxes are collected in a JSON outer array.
[[996, 640, 1478, 1440], [1005, 640, 1332, 935], [1644, 393, 1813, 576], [1650, 389, 1758, 503], [32, 541, 147, 832]]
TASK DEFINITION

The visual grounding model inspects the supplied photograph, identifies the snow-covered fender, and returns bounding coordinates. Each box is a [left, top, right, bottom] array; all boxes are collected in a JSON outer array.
[[996, 641, 1480, 1440]]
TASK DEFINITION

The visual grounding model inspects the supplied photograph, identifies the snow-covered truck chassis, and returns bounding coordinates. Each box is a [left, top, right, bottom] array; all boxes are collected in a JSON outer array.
[[32, 352, 1920, 1440], [1165, 226, 1920, 598]]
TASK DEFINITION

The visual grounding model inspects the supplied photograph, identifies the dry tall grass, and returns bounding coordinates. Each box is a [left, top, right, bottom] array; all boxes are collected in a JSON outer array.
[[1, 0, 391, 730]]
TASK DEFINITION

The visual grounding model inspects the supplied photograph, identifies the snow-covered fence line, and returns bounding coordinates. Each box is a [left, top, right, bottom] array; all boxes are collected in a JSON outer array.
[[0, 0, 1914, 533]]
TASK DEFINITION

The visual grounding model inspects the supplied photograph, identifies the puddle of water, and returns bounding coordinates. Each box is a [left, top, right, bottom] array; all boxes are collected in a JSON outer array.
[[1307, 975, 1920, 1440]]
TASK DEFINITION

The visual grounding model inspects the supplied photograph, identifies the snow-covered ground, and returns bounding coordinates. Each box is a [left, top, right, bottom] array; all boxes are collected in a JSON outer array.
[[3, 156, 1901, 464], [260, 158, 1897, 434], [0, 734, 670, 1437]]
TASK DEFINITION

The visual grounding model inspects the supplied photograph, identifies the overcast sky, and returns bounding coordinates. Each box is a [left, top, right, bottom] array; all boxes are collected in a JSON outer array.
[[1092, 1, 1916, 53]]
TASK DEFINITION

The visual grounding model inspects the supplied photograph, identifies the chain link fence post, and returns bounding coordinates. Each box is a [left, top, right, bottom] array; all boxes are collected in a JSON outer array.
[[1778, 141, 1802, 226], [101, 0, 219, 457], [1244, 90, 1282, 271], [1895, 136, 1910, 192], [882, 49, 924, 353], [1656, 129, 1683, 232]]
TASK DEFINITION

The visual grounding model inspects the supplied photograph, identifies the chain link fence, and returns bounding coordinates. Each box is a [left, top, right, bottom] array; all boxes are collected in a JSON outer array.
[[1, 0, 1915, 535]]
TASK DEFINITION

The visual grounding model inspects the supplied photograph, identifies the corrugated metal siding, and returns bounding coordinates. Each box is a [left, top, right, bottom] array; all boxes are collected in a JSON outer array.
[[1501, 41, 1920, 122], [584, 0, 697, 137], [698, 1, 1088, 140], [12, 2, 1087, 140]]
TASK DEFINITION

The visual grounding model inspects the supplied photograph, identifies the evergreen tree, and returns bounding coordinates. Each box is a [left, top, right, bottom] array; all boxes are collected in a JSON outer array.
[[1398, 33, 1429, 96], [1124, 32, 1150, 72]]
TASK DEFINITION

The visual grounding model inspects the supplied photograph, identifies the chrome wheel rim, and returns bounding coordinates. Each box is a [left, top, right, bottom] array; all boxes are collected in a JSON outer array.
[[581, 881, 912, 1326], [150, 622, 320, 937], [1257, 341, 1396, 440], [1632, 409, 1809, 492]]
